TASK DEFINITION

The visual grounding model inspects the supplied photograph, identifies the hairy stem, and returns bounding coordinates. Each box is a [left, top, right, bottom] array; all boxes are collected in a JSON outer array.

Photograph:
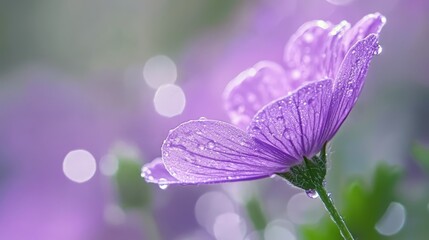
[[315, 185, 354, 240]]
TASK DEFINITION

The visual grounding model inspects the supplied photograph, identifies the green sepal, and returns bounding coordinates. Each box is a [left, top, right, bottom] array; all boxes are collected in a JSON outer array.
[[277, 143, 327, 190]]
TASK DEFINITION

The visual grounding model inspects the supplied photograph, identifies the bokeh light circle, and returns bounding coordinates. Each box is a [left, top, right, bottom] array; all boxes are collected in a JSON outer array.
[[213, 212, 246, 240], [375, 202, 406, 236], [62, 149, 97, 183], [143, 55, 177, 89], [153, 84, 186, 117], [194, 191, 235, 234], [286, 192, 324, 224]]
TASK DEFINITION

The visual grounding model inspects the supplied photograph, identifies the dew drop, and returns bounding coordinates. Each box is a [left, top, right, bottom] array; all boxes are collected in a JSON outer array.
[[198, 144, 205, 150], [375, 45, 383, 55], [199, 117, 207, 120], [305, 189, 319, 199], [346, 89, 354, 97], [351, 50, 356, 54], [158, 178, 169, 190], [207, 140, 216, 149], [303, 33, 314, 43], [251, 126, 261, 133], [291, 69, 301, 80], [141, 166, 151, 178]]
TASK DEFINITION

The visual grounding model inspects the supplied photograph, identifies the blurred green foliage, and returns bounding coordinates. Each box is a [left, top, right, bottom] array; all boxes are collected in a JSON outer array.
[[0, 0, 241, 73], [115, 157, 151, 210], [412, 142, 429, 173], [300, 164, 401, 240], [246, 196, 268, 231]]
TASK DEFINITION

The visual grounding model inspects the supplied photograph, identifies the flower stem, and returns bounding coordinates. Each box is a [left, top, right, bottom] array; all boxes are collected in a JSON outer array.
[[315, 185, 354, 240]]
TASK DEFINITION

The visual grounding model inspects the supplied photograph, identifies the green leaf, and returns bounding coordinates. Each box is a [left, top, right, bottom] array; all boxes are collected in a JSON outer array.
[[412, 142, 429, 173], [115, 157, 151, 210]]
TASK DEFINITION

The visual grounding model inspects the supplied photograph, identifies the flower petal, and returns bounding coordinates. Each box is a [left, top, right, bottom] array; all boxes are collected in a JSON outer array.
[[248, 79, 333, 160], [343, 13, 386, 54], [327, 13, 386, 79], [284, 20, 335, 82], [284, 20, 355, 83], [223, 61, 290, 129], [326, 34, 380, 139], [162, 120, 290, 184], [142, 157, 182, 184]]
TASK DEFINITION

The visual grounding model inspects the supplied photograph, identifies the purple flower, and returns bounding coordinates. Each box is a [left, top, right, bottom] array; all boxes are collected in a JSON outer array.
[[142, 13, 385, 185], [224, 13, 386, 129]]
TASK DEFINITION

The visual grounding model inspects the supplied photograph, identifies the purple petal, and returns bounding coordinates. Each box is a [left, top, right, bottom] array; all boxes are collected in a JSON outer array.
[[223, 61, 290, 129], [327, 13, 386, 79], [323, 21, 352, 79], [343, 13, 386, 54], [284, 20, 355, 83], [248, 79, 333, 160], [142, 157, 182, 185], [162, 120, 291, 184], [284, 20, 332, 67], [326, 34, 380, 140]]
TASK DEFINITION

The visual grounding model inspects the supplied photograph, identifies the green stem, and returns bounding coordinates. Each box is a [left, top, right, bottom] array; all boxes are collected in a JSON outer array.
[[315, 185, 354, 240]]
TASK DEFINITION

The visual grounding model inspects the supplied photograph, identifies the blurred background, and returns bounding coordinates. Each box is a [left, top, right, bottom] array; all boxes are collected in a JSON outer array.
[[1, 0, 429, 239]]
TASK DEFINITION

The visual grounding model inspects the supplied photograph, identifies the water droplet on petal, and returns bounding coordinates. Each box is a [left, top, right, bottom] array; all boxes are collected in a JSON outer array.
[[207, 140, 216, 149], [305, 189, 319, 199], [199, 117, 207, 120], [158, 178, 169, 190], [303, 33, 314, 43], [198, 144, 205, 150], [375, 45, 383, 55], [291, 69, 301, 80], [346, 89, 354, 97], [141, 166, 151, 178], [251, 126, 261, 133]]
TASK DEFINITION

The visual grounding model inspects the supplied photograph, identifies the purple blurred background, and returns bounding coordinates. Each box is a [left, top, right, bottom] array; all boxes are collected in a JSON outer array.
[[1, 0, 428, 239]]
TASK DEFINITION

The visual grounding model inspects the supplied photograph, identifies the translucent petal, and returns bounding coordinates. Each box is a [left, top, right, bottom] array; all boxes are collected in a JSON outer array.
[[162, 120, 291, 184], [248, 79, 333, 160], [223, 61, 290, 129], [284, 20, 337, 82], [342, 13, 386, 54], [325, 34, 380, 139]]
